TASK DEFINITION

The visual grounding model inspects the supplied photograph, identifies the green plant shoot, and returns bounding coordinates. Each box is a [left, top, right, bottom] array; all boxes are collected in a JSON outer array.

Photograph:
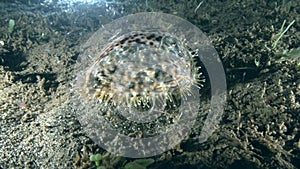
[[8, 19, 15, 34]]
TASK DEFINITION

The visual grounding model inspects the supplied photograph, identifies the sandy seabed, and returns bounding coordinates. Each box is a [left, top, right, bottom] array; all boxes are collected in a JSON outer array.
[[0, 0, 299, 168]]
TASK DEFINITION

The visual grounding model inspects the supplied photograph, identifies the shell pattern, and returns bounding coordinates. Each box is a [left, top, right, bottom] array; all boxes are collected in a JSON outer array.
[[74, 31, 205, 137], [80, 31, 204, 112]]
